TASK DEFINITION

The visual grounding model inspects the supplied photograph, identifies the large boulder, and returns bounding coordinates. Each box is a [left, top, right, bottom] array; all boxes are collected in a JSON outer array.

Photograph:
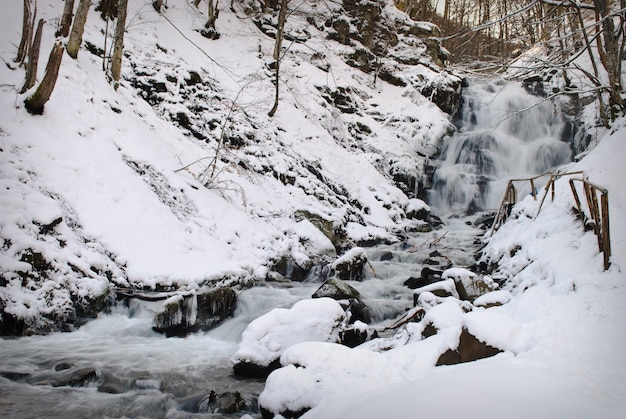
[[232, 298, 346, 378], [152, 287, 237, 337]]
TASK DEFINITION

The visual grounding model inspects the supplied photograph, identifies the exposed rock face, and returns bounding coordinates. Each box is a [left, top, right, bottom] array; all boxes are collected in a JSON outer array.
[[152, 287, 237, 337], [436, 326, 503, 366]]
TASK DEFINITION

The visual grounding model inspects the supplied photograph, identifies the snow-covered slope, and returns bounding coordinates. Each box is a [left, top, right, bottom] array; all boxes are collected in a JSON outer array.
[[0, 1, 456, 332]]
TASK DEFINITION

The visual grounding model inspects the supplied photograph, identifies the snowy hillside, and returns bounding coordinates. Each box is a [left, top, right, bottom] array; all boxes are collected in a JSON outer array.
[[0, 0, 457, 333]]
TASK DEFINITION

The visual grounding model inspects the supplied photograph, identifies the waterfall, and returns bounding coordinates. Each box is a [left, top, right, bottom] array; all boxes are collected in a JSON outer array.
[[430, 80, 573, 214]]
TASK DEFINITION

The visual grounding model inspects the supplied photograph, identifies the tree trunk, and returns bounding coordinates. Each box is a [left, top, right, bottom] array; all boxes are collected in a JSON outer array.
[[20, 18, 45, 94], [67, 0, 91, 59], [268, 0, 288, 117], [24, 41, 65, 115], [16, 0, 33, 64], [200, 0, 220, 39], [593, 0, 624, 120], [57, 0, 75, 37], [110, 0, 128, 88]]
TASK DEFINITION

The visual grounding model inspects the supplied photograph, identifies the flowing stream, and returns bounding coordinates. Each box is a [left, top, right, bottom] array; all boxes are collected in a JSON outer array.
[[431, 80, 573, 213], [0, 79, 572, 418], [0, 214, 484, 419]]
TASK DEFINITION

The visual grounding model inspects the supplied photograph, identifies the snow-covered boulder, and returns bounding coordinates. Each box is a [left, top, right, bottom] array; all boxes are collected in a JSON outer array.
[[436, 309, 523, 366], [414, 278, 460, 301], [405, 198, 430, 221], [473, 290, 512, 308], [232, 298, 347, 378], [331, 247, 369, 281], [443, 267, 498, 301]]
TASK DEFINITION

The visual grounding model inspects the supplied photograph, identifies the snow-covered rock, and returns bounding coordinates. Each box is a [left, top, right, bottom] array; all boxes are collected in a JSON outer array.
[[232, 298, 347, 377]]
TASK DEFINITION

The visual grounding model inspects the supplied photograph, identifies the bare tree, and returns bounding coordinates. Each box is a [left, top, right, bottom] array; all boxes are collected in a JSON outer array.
[[24, 41, 65, 114], [268, 0, 288, 117], [20, 18, 45, 94], [57, 0, 76, 37], [593, 0, 624, 119], [16, 0, 34, 64], [67, 0, 92, 59], [110, 0, 128, 89]]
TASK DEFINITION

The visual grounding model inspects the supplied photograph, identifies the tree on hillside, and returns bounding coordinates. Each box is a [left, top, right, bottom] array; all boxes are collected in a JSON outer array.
[[20, 18, 44, 94], [57, 0, 76, 37], [268, 0, 289, 117], [15, 0, 35, 65], [593, 0, 624, 119], [110, 0, 128, 89], [67, 0, 92, 59], [24, 41, 65, 114], [197, 0, 221, 39]]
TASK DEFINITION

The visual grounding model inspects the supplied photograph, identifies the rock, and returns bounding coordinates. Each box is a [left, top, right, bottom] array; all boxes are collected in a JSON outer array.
[[405, 198, 430, 221], [473, 211, 496, 229], [312, 277, 361, 300], [420, 73, 462, 115], [331, 247, 368, 281], [232, 298, 347, 378], [153, 287, 237, 337], [27, 367, 99, 388], [179, 390, 251, 414], [294, 209, 347, 252], [442, 268, 498, 301], [522, 75, 547, 97], [436, 327, 503, 366], [317, 85, 360, 114], [339, 321, 376, 348], [271, 256, 313, 282], [232, 359, 282, 380], [344, 298, 372, 324], [422, 255, 452, 270], [413, 279, 460, 304], [97, 372, 133, 394], [404, 267, 444, 289], [473, 290, 512, 308]]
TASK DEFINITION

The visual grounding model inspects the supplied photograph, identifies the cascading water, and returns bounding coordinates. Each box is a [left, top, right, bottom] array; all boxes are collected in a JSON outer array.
[[431, 80, 573, 214]]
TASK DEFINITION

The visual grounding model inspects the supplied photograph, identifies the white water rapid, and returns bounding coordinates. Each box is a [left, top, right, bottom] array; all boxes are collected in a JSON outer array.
[[431, 80, 573, 214]]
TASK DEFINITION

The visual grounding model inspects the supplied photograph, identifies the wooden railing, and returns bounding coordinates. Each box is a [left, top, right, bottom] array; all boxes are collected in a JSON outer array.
[[490, 171, 611, 270], [569, 177, 611, 270]]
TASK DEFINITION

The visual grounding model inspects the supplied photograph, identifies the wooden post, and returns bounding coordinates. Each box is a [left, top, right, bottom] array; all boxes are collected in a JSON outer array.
[[569, 179, 582, 211], [601, 192, 611, 270], [530, 179, 536, 200]]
